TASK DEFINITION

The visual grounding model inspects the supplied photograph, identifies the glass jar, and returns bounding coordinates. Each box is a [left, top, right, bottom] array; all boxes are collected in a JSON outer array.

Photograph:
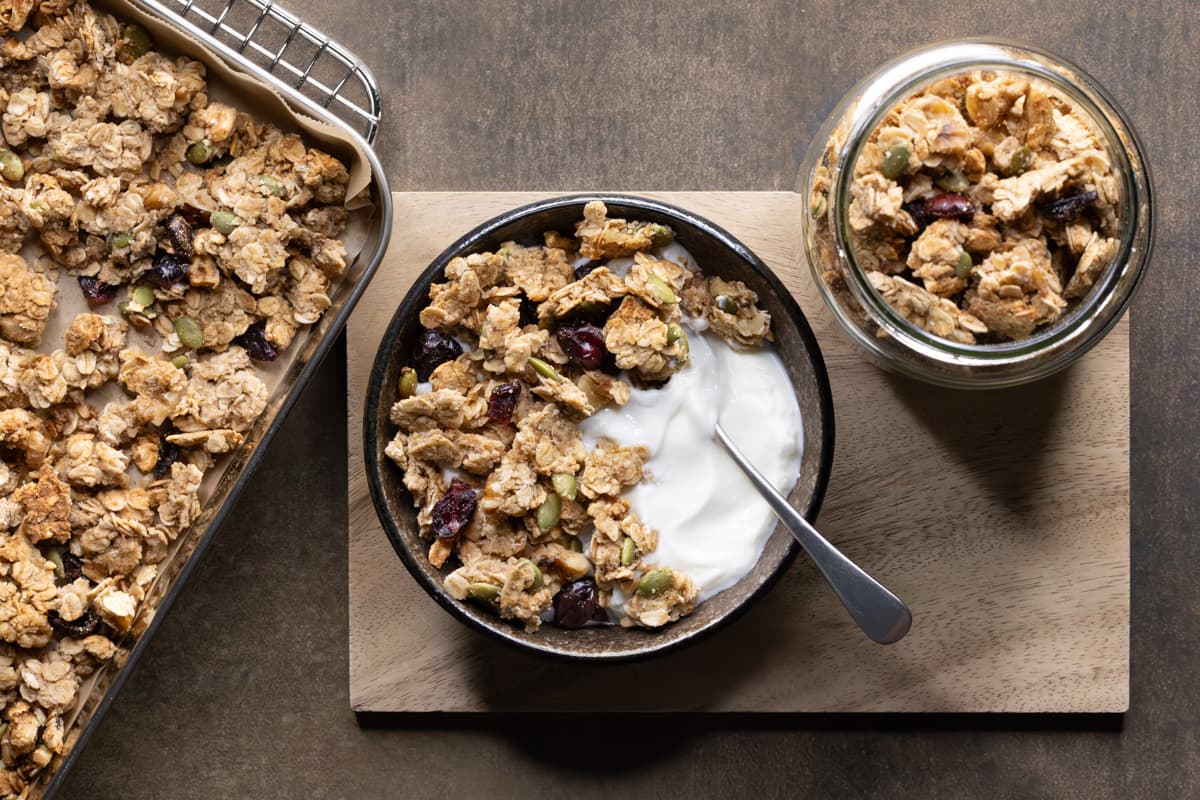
[[800, 40, 1153, 389]]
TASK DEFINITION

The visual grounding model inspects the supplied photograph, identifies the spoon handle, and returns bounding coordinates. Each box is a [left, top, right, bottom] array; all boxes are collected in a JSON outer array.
[[714, 424, 912, 645]]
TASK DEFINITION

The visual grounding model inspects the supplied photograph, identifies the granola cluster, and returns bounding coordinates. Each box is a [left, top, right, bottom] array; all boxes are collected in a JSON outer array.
[[0, 1, 355, 792], [810, 71, 1121, 344], [386, 202, 772, 634]]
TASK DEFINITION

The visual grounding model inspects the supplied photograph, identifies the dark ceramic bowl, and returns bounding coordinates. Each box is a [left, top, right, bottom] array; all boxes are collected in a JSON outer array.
[[364, 194, 834, 661]]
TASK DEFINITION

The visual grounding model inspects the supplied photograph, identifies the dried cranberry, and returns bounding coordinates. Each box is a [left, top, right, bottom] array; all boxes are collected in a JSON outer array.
[[411, 329, 462, 380], [922, 192, 975, 219], [152, 435, 180, 479], [47, 610, 100, 638], [61, 552, 84, 582], [903, 200, 933, 230], [552, 578, 611, 629], [1038, 188, 1098, 222], [573, 260, 603, 281], [145, 251, 189, 288], [431, 479, 477, 541], [233, 323, 279, 362], [518, 295, 539, 328], [78, 276, 117, 307], [905, 193, 975, 230], [487, 381, 521, 425], [556, 321, 606, 369], [162, 213, 194, 259]]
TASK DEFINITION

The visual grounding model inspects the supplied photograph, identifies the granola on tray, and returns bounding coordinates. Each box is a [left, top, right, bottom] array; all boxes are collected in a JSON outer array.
[[385, 201, 774, 634], [0, 1, 357, 793], [810, 71, 1121, 344]]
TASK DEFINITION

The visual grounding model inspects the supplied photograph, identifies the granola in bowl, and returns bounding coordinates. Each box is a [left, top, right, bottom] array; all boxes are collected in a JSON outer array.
[[380, 200, 809, 638], [0, 1, 361, 792]]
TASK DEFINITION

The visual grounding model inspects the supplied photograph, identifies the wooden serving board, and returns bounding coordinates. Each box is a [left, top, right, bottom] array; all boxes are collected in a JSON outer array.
[[347, 192, 1129, 713]]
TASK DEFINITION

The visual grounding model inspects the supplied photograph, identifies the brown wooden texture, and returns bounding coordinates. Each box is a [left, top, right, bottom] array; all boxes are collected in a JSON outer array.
[[62, 0, 1200, 796], [348, 191, 1129, 713]]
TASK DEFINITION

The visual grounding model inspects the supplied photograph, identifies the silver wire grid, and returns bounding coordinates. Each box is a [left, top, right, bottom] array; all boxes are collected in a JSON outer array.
[[149, 0, 382, 143]]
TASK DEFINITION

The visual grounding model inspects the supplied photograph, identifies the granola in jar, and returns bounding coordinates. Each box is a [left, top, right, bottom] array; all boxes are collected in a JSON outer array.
[[385, 202, 800, 635], [0, 1, 359, 792], [803, 44, 1151, 389], [822, 71, 1121, 345]]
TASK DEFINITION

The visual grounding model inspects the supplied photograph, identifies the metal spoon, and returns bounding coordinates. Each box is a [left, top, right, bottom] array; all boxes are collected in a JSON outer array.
[[714, 424, 912, 645]]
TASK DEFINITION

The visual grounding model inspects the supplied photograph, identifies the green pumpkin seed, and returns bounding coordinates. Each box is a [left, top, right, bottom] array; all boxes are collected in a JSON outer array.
[[1005, 146, 1034, 176], [636, 568, 673, 598], [665, 322, 684, 344], [528, 356, 562, 382], [620, 537, 637, 567], [107, 232, 133, 250], [568, 537, 583, 553], [120, 23, 152, 60], [467, 582, 501, 606], [645, 273, 677, 304], [714, 295, 738, 315], [515, 559, 544, 591], [536, 493, 561, 531], [551, 473, 577, 501], [171, 355, 189, 369], [209, 209, 236, 235], [881, 142, 912, 180], [646, 223, 674, 247], [186, 139, 214, 165], [934, 169, 969, 193], [0, 722, 8, 739], [131, 285, 155, 309], [0, 149, 23, 183], [398, 367, 418, 399], [955, 251, 973, 280], [256, 174, 286, 197], [174, 315, 203, 349]]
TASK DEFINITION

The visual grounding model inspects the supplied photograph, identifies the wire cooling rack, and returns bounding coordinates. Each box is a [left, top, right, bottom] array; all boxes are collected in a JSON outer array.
[[144, 0, 382, 143]]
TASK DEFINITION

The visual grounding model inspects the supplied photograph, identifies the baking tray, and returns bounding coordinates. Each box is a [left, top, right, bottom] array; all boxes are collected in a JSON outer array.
[[30, 1, 393, 797]]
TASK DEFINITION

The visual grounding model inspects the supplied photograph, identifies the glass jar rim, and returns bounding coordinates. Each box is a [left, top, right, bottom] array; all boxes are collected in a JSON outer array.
[[828, 39, 1151, 366]]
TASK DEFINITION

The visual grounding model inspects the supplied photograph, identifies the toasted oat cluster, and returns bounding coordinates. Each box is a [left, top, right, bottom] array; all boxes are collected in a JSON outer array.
[[385, 201, 771, 634], [813, 72, 1121, 344], [0, 1, 353, 792]]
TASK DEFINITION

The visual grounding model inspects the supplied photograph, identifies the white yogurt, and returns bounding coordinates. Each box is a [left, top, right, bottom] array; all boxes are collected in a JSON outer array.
[[579, 327, 803, 609]]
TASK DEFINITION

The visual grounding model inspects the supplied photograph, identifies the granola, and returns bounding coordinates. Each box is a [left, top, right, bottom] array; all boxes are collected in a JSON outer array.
[[0, 1, 360, 792], [0, 254, 55, 347], [385, 203, 776, 635], [816, 71, 1122, 343]]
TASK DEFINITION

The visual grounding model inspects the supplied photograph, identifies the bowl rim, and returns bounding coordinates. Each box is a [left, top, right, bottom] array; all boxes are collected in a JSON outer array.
[[363, 193, 836, 662]]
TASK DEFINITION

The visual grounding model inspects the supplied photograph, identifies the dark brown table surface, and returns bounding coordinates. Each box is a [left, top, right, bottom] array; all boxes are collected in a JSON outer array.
[[60, 1, 1198, 797]]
